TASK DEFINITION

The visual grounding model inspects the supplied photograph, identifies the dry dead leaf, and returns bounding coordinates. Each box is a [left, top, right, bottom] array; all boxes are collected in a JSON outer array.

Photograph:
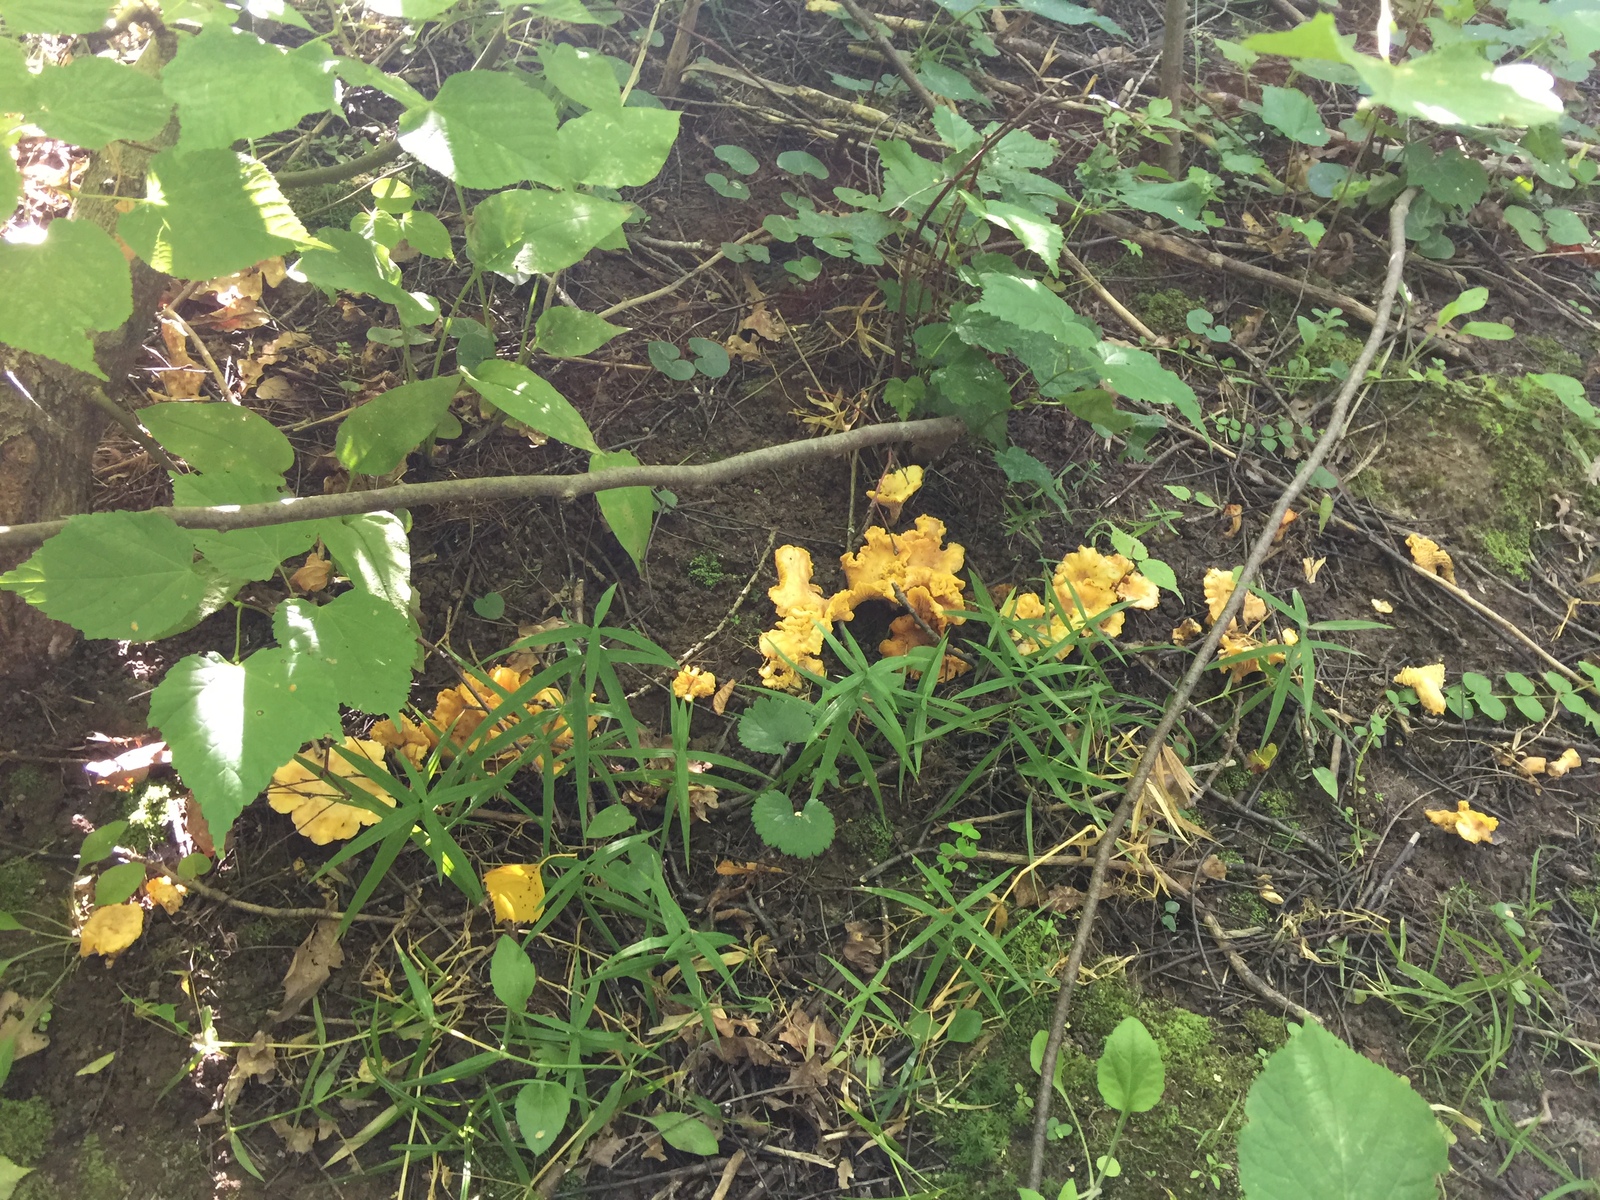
[[223, 1030, 277, 1106], [688, 784, 720, 822], [256, 375, 298, 401], [157, 318, 206, 398], [775, 1005, 837, 1057], [840, 920, 882, 970], [724, 333, 763, 362], [1425, 800, 1500, 844], [1302, 556, 1326, 584], [0, 992, 49, 1061], [271, 920, 344, 1022], [1199, 854, 1227, 881], [740, 302, 787, 341], [271, 1118, 317, 1154], [290, 548, 332, 592], [711, 677, 736, 715]]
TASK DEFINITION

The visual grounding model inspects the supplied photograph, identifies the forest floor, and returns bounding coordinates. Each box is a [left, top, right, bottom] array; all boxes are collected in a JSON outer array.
[[2, 1, 1600, 1199]]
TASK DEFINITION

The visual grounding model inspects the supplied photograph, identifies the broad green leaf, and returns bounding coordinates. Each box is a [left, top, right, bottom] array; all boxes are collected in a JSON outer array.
[[464, 360, 598, 450], [0, 148, 17, 219], [142, 401, 294, 481], [1405, 145, 1487, 209], [647, 1112, 720, 1156], [1459, 320, 1514, 340], [0, 0, 110, 32], [365, 0, 456, 16], [335, 374, 461, 474], [930, 355, 1013, 447], [293, 228, 439, 327], [80, 820, 128, 863], [490, 935, 536, 1011], [466, 189, 631, 277], [687, 337, 729, 378], [0, 41, 31, 113], [738, 694, 814, 753], [0, 512, 204, 639], [946, 1008, 983, 1044], [590, 449, 654, 570], [1529, 372, 1600, 427], [1357, 45, 1563, 128], [586, 804, 635, 838], [163, 25, 334, 150], [397, 210, 452, 259], [980, 200, 1062, 269], [539, 41, 619, 110], [472, 592, 504, 619], [0, 1154, 30, 1200], [917, 62, 987, 105], [29, 57, 170, 149], [1243, 13, 1357, 61], [1544, 207, 1590, 246], [515, 1080, 570, 1156], [1237, 1021, 1448, 1200], [1502, 205, 1547, 251], [0, 218, 130, 376], [560, 106, 680, 187], [398, 71, 566, 190], [320, 512, 414, 617], [332, 56, 427, 111], [526, 0, 620, 23], [1016, 0, 1125, 36], [1096, 1016, 1165, 1113], [174, 471, 320, 583], [119, 149, 308, 279], [1258, 85, 1328, 145], [240, 0, 312, 28], [273, 591, 415, 713], [750, 793, 834, 858], [776, 149, 828, 179], [151, 648, 343, 845], [1094, 343, 1202, 427], [535, 308, 627, 357], [714, 144, 759, 175], [95, 862, 146, 906], [974, 273, 1097, 347], [647, 341, 695, 381], [1437, 286, 1487, 326]]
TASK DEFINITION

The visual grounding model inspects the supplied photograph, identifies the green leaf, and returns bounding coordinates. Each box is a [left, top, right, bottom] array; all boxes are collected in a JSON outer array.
[[489, 935, 536, 1012], [80, 820, 128, 863], [917, 62, 987, 105], [472, 592, 505, 620], [776, 150, 828, 179], [752, 793, 834, 857], [176, 852, 212, 878], [706, 172, 750, 200], [0, 512, 205, 640], [1258, 85, 1328, 144], [0, 218, 130, 377], [397, 210, 453, 259], [535, 308, 627, 358], [1016, 0, 1124, 36], [0, 149, 17, 221], [143, 401, 294, 482], [1529, 372, 1600, 427], [273, 591, 414, 714], [163, 25, 333, 151], [398, 71, 566, 189], [448, 318, 496, 372], [1238, 1021, 1448, 1200], [466, 189, 631, 276], [1095, 343, 1202, 426], [1512, 694, 1547, 721], [590, 449, 654, 571], [28, 56, 170, 149], [1436, 286, 1486, 327], [1313, 766, 1338, 798], [738, 694, 814, 753], [647, 1112, 720, 1156], [364, 0, 458, 17], [1544, 207, 1591, 246], [320, 513, 414, 617], [1503, 206, 1548, 251], [1459, 320, 1515, 340], [714, 144, 759, 175], [335, 375, 460, 474], [332, 56, 427, 111], [561, 105, 680, 187], [586, 804, 636, 838], [1358, 44, 1563, 128], [647, 341, 695, 380], [150, 648, 343, 845], [1243, 13, 1360, 61], [1096, 1017, 1165, 1114], [526, 0, 619, 22], [980, 200, 1062, 269], [95, 863, 146, 907], [1406, 146, 1488, 209], [946, 1008, 983, 1044], [0, 1154, 32, 1200], [119, 149, 308, 280], [515, 1080, 570, 1156], [539, 41, 619, 110], [75, 1051, 116, 1076], [465, 360, 598, 450], [0, 0, 110, 32], [294, 228, 439, 328], [687, 336, 729, 378], [176, 473, 319, 583]]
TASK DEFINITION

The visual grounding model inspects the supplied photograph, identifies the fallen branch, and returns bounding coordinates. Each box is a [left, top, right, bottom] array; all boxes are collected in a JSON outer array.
[[836, 0, 942, 115], [0, 418, 965, 550], [1025, 189, 1418, 1191]]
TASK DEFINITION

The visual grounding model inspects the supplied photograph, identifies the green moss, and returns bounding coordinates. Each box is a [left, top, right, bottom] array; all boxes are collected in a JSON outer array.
[[1135, 289, 1203, 337], [840, 814, 895, 861], [5, 768, 47, 807], [1258, 787, 1296, 819], [0, 1098, 53, 1165], [1240, 1008, 1289, 1051], [0, 859, 45, 915], [76, 1135, 123, 1200], [1524, 333, 1582, 374], [686, 552, 728, 588]]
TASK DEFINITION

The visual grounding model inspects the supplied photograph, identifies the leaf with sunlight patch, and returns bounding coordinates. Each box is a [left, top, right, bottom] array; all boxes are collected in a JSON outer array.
[[0, 219, 131, 377]]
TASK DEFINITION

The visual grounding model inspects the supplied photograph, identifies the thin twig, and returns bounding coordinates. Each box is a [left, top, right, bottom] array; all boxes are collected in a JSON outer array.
[[1061, 245, 1165, 345], [1025, 189, 1418, 1190], [836, 0, 942, 114], [0, 418, 966, 549], [1194, 899, 1320, 1023]]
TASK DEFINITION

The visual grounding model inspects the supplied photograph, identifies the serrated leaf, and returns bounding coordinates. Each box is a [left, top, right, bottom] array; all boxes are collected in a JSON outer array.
[[560, 106, 680, 187], [398, 70, 566, 190], [539, 41, 619, 111], [751, 793, 834, 858], [738, 694, 814, 753], [1237, 1021, 1448, 1200], [0, 512, 205, 639], [95, 862, 146, 907], [149, 648, 342, 845], [273, 591, 414, 714], [0, 0, 111, 32], [293, 227, 439, 328], [143, 401, 294, 482], [163, 25, 334, 151], [335, 375, 460, 475], [515, 1080, 570, 1155], [465, 360, 598, 450], [175, 472, 320, 583], [119, 149, 308, 280], [489, 934, 536, 1012], [647, 1112, 720, 1156], [1258, 85, 1328, 145], [320, 513, 414, 618], [80, 820, 128, 863], [29, 56, 170, 149], [535, 308, 627, 358], [590, 449, 654, 571], [1096, 1017, 1165, 1113], [466, 189, 631, 277], [0, 218, 130, 377]]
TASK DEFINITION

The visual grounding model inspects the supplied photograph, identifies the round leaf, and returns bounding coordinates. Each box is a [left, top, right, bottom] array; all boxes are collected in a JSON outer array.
[[946, 1008, 984, 1044], [647, 341, 695, 380], [750, 793, 835, 858], [560, 105, 680, 188], [776, 150, 829, 179], [273, 590, 416, 715], [737, 695, 814, 753], [1096, 1016, 1165, 1114], [466, 188, 630, 276], [473, 592, 506, 620], [687, 337, 730, 379], [586, 805, 636, 839], [163, 26, 334, 151], [714, 144, 759, 175], [515, 1080, 570, 1156], [490, 934, 536, 1012]]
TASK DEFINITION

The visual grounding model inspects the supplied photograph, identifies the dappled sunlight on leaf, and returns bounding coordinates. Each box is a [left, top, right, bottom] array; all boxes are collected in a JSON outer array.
[[484, 863, 546, 924]]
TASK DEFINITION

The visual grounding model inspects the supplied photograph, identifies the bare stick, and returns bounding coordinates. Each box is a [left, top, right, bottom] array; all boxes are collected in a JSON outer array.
[[836, 0, 942, 115], [1195, 900, 1320, 1023], [1158, 0, 1186, 178], [1060, 246, 1164, 344], [0, 417, 965, 549], [1024, 189, 1418, 1191], [656, 0, 703, 100]]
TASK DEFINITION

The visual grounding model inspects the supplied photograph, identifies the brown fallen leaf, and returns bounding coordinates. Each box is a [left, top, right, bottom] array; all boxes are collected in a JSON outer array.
[[775, 1005, 837, 1057], [740, 302, 787, 341], [0, 992, 49, 1062], [256, 375, 299, 401], [688, 784, 720, 822], [290, 548, 332, 592], [840, 920, 882, 970], [223, 1030, 276, 1107], [271, 920, 344, 1023], [271, 1118, 316, 1154], [711, 677, 737, 715], [724, 333, 763, 362]]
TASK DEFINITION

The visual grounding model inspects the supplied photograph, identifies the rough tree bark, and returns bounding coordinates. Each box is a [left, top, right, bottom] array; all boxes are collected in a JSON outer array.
[[0, 32, 174, 677]]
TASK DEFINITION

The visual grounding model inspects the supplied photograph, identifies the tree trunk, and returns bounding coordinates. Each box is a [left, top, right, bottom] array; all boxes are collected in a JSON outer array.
[[0, 32, 175, 678]]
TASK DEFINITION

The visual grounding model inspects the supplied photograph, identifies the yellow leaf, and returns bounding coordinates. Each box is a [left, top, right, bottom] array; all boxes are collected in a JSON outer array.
[[1424, 800, 1499, 844], [1371, 598, 1394, 614], [79, 904, 143, 960], [1394, 663, 1447, 715], [672, 666, 716, 701], [484, 863, 546, 924]]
